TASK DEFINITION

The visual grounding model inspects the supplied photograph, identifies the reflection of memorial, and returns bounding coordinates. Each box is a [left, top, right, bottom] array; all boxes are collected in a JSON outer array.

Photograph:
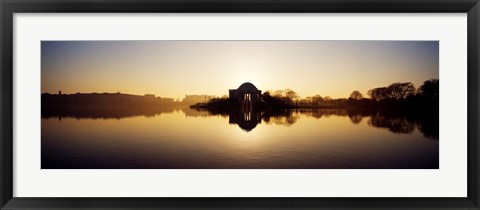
[[228, 108, 261, 132]]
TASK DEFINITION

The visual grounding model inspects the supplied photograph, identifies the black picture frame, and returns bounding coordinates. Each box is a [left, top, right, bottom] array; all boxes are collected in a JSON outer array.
[[1, 0, 479, 209]]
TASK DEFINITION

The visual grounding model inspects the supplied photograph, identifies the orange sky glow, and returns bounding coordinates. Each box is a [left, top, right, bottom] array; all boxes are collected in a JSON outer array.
[[41, 41, 439, 100]]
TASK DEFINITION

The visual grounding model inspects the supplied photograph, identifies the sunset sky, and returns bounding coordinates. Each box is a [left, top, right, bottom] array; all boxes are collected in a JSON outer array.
[[41, 41, 438, 100]]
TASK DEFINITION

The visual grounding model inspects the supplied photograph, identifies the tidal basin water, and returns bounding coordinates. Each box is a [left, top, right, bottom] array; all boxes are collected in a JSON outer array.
[[42, 108, 439, 169]]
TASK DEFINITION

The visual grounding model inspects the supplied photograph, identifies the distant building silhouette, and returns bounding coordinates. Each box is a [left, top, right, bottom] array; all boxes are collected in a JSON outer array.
[[229, 82, 262, 108], [182, 94, 216, 105]]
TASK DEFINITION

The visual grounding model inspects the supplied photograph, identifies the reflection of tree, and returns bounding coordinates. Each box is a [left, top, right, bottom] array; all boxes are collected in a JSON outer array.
[[300, 110, 324, 119], [265, 114, 299, 127], [414, 111, 439, 139], [295, 109, 437, 139], [416, 121, 439, 139], [45, 102, 438, 140], [367, 114, 415, 134], [348, 114, 363, 124], [298, 109, 349, 119]]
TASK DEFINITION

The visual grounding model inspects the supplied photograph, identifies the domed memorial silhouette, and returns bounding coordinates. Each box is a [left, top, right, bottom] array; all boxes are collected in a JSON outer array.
[[229, 82, 262, 108]]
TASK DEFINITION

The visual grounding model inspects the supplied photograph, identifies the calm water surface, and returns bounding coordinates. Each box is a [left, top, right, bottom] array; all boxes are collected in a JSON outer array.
[[42, 108, 439, 169]]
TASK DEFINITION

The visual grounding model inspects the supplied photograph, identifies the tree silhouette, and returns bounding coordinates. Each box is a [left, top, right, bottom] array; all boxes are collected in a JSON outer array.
[[368, 87, 389, 101], [417, 79, 439, 100], [387, 82, 415, 99], [368, 82, 415, 100], [349, 90, 363, 100], [309, 94, 324, 105], [285, 89, 299, 101]]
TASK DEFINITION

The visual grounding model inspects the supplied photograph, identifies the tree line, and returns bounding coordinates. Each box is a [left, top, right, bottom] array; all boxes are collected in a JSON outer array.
[[261, 79, 438, 109]]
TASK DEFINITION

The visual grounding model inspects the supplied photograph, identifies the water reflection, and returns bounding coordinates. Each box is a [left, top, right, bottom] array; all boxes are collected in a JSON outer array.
[[42, 106, 176, 119], [228, 109, 262, 131], [368, 114, 415, 134], [42, 107, 438, 139], [42, 107, 439, 169]]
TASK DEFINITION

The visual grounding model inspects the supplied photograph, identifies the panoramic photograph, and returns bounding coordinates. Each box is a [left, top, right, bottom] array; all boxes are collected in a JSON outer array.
[[41, 40, 439, 169]]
